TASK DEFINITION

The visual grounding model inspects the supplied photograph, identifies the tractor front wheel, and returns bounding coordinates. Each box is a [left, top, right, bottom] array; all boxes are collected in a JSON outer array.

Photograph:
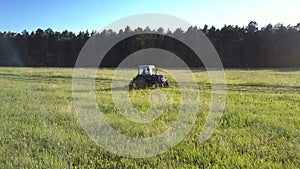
[[163, 81, 169, 88]]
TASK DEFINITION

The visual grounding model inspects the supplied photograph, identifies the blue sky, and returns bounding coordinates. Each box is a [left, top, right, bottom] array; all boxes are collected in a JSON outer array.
[[0, 0, 299, 33]]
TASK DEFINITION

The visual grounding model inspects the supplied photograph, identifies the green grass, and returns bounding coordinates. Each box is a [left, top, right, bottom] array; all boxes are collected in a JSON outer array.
[[0, 67, 299, 168]]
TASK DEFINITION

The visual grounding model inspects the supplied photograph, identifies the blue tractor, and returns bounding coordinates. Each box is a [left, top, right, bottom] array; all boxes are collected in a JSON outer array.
[[129, 65, 169, 90]]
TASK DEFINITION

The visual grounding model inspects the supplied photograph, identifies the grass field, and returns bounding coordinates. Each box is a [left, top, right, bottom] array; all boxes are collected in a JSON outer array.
[[0, 67, 299, 168]]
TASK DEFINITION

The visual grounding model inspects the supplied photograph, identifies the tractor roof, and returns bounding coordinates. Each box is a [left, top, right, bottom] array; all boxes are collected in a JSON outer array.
[[138, 65, 156, 69]]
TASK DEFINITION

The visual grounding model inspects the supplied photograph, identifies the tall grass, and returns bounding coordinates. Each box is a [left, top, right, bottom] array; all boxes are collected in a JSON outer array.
[[0, 68, 299, 168]]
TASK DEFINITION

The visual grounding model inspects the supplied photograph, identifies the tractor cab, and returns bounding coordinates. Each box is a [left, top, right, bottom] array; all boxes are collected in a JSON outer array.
[[138, 65, 157, 76]]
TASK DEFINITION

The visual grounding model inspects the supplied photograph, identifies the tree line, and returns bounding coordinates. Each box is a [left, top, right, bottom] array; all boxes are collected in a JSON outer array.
[[0, 21, 300, 68]]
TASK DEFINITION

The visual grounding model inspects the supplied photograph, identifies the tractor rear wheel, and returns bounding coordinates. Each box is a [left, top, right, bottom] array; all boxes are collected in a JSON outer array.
[[135, 76, 147, 89]]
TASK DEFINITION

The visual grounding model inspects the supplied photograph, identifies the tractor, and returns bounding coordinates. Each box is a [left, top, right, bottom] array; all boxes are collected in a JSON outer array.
[[129, 65, 169, 90]]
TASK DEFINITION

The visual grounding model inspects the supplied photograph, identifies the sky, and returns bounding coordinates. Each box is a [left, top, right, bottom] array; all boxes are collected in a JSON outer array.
[[0, 0, 299, 33]]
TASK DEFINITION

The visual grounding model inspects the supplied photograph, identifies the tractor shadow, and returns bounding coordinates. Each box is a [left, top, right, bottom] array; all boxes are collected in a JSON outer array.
[[100, 86, 167, 92]]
